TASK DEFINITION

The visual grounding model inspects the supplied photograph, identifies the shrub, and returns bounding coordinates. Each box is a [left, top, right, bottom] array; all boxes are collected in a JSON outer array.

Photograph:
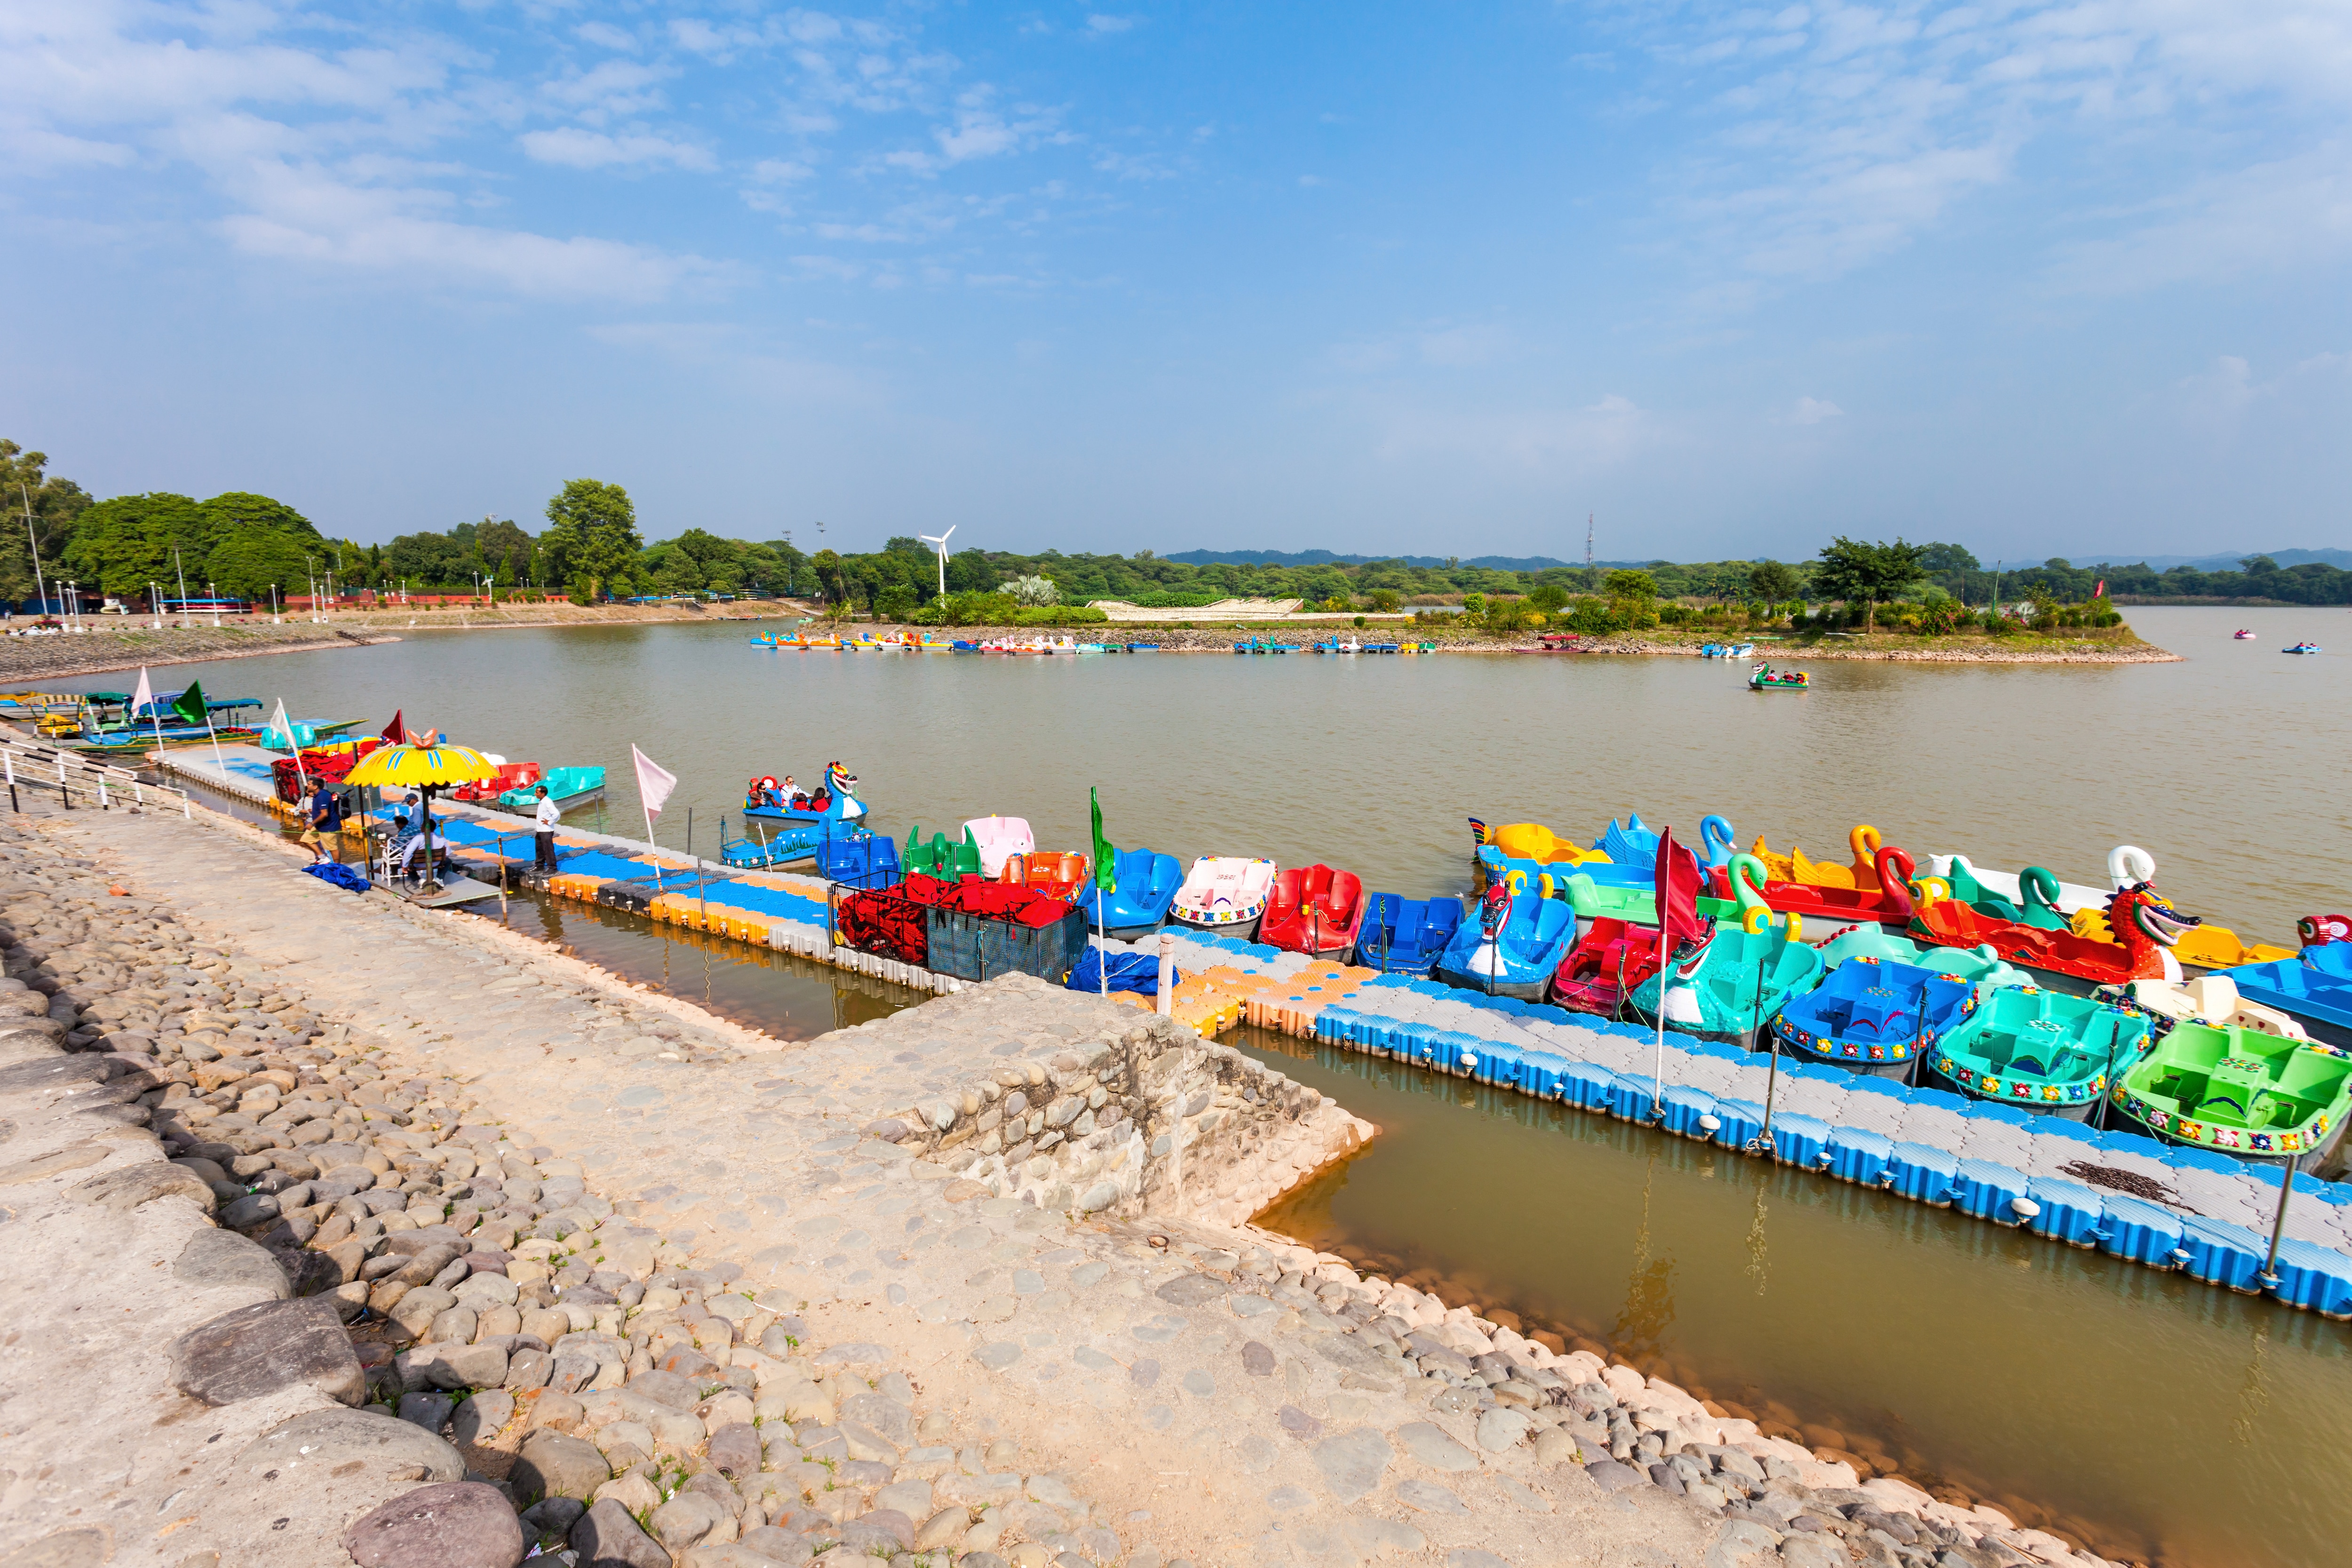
[[1002, 574, 1060, 606], [1368, 589, 1400, 613]]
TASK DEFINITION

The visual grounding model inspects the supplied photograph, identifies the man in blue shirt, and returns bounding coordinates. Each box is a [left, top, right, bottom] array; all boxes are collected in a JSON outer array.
[[301, 780, 342, 863]]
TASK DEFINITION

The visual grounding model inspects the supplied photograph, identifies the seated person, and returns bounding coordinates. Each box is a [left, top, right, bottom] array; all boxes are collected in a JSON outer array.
[[398, 823, 440, 875], [779, 775, 803, 809], [804, 787, 830, 813]]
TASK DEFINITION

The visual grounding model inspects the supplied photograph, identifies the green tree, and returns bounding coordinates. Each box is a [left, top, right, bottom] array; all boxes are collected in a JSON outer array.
[[1745, 559, 1801, 604], [205, 530, 313, 604], [1603, 569, 1658, 602], [544, 478, 641, 600], [812, 548, 846, 603], [1527, 583, 1568, 613], [1812, 536, 1926, 631], [0, 440, 95, 605], [1368, 588, 1401, 613], [63, 493, 211, 598]]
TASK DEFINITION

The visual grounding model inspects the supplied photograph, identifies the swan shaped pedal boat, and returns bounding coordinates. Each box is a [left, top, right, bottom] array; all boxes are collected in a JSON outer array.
[[1709, 849, 1917, 928], [1626, 923, 1825, 1048], [1077, 846, 1184, 939], [1772, 957, 1983, 1079], [1814, 925, 2033, 994], [1435, 887, 1578, 1000], [1352, 894, 1462, 977], [1924, 845, 2151, 918], [2110, 1022, 2352, 1166], [1170, 857, 1278, 937], [1260, 864, 1367, 956], [1922, 986, 2151, 1116], [1748, 825, 1887, 889]]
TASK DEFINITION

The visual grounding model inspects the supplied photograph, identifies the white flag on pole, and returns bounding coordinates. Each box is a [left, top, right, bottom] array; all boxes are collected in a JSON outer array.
[[632, 745, 678, 818], [271, 698, 294, 742], [131, 667, 153, 721]]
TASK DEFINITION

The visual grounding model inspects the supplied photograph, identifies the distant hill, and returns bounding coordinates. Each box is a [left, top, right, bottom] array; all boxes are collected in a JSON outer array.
[[1166, 548, 1636, 571], [2065, 548, 2352, 572]]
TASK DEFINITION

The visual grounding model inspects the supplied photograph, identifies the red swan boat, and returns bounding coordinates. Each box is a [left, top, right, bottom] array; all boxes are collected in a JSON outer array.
[[1260, 864, 1367, 956], [1708, 847, 1918, 927], [1912, 882, 2198, 984]]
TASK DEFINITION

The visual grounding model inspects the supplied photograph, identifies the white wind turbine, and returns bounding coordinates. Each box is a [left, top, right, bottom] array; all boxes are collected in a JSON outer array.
[[918, 525, 956, 599]]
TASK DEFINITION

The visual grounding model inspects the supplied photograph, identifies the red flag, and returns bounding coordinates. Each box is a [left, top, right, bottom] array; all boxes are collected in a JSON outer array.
[[1653, 824, 1709, 958], [2094, 579, 2106, 599], [381, 709, 407, 745]]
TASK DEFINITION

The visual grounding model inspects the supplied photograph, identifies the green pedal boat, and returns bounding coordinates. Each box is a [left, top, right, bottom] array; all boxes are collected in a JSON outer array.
[[1925, 986, 2151, 1120], [2109, 1023, 2352, 1166]]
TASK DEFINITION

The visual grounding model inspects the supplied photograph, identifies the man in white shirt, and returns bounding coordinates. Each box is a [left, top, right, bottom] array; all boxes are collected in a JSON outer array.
[[533, 785, 561, 872]]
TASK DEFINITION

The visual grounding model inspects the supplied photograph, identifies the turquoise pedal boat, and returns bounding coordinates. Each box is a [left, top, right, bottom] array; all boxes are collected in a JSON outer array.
[[1627, 924, 1824, 1049], [1923, 987, 2151, 1118], [1815, 925, 2034, 994]]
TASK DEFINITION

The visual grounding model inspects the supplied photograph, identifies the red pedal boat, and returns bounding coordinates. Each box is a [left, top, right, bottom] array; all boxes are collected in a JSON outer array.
[[1260, 864, 1367, 955], [1912, 882, 2198, 984], [1549, 916, 1663, 1016], [450, 761, 543, 804], [1709, 847, 1918, 927]]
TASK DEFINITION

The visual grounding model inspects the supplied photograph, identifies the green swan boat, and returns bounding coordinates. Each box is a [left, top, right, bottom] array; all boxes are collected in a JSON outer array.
[[2109, 1023, 2352, 1166], [1925, 986, 2151, 1120]]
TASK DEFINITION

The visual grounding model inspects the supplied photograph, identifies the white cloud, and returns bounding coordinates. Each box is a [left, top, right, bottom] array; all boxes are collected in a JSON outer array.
[[520, 128, 715, 172], [1788, 396, 1843, 424], [1087, 15, 1142, 36], [577, 22, 636, 53]]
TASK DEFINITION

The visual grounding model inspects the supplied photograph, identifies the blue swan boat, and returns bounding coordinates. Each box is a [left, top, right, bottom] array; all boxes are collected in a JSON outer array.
[[1077, 847, 1185, 939], [1435, 890, 1577, 999], [1353, 893, 1463, 977], [1770, 957, 1981, 1079]]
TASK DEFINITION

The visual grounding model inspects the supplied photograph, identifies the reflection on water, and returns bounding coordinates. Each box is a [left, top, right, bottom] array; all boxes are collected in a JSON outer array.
[[1240, 1026, 2352, 1568]]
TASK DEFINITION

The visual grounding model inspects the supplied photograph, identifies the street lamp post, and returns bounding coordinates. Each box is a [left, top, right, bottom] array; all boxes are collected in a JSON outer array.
[[173, 548, 191, 628]]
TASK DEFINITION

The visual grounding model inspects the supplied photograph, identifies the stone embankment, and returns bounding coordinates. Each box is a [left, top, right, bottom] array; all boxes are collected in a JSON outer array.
[[0, 624, 402, 683], [0, 798, 2122, 1568]]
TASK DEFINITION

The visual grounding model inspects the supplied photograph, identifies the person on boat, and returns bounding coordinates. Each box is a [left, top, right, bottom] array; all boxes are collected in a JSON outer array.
[[779, 775, 802, 809], [533, 784, 560, 873], [302, 781, 342, 864]]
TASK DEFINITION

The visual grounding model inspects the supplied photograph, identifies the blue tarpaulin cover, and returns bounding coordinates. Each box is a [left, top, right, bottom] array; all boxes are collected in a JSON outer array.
[[304, 862, 371, 894], [1065, 949, 1177, 995]]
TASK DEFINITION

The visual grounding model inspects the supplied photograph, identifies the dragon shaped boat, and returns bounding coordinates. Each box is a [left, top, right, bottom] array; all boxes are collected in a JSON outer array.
[[1435, 881, 1578, 1000], [1352, 894, 1462, 977], [2109, 1022, 2352, 1168], [1771, 957, 1981, 1079], [1923, 987, 2152, 1117], [1912, 880, 2199, 987], [1259, 864, 1367, 956]]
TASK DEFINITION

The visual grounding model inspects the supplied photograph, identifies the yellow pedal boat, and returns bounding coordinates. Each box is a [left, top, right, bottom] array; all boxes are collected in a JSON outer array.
[[1749, 824, 1885, 890]]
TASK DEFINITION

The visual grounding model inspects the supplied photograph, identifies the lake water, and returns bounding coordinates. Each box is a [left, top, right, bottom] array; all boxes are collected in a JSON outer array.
[[83, 602, 2352, 1567]]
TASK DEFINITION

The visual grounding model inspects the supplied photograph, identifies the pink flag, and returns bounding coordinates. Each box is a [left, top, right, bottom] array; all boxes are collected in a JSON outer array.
[[632, 745, 678, 818]]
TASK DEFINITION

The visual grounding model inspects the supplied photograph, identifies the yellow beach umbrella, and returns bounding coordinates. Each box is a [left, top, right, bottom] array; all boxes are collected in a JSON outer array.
[[346, 742, 500, 887]]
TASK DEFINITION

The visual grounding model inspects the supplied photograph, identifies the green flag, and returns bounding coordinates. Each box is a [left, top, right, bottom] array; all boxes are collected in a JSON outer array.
[[1091, 787, 1115, 889], [171, 681, 207, 726]]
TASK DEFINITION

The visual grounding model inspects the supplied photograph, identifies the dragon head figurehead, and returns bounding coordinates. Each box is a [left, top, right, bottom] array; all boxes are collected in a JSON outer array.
[[2109, 882, 2200, 956]]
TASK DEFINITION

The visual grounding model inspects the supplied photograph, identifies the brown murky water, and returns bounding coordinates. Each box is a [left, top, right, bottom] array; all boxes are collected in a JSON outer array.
[[101, 603, 2352, 1567]]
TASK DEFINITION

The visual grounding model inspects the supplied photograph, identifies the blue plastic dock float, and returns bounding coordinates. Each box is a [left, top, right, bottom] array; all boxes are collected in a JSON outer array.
[[1711, 1098, 1765, 1150], [1825, 1128, 1895, 1187], [1770, 1113, 1833, 1170], [1888, 1141, 1961, 1206], [2268, 1239, 2352, 1318], [2023, 1176, 2106, 1247], [1952, 1158, 2033, 1225], [1659, 1086, 1718, 1139], [2098, 1195, 2188, 1266], [1563, 1062, 1617, 1112], [1606, 1073, 1660, 1123], [2177, 1217, 2269, 1292]]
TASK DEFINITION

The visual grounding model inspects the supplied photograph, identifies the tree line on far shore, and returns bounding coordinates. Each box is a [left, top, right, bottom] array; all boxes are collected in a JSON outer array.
[[6, 438, 2345, 619]]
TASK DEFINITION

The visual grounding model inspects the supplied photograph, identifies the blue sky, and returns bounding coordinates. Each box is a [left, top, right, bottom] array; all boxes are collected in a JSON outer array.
[[5, 1, 2348, 563]]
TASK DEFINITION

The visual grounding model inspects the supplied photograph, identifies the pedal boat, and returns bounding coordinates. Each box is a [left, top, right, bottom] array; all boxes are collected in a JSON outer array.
[[2110, 1022, 2352, 1167], [1549, 916, 1664, 1017], [1434, 889, 1577, 1000], [1771, 956, 1982, 1079], [999, 850, 1090, 901], [1169, 857, 1277, 937], [2100, 974, 2308, 1041], [2213, 944, 2352, 1035], [904, 826, 983, 880], [1625, 922, 1825, 1049], [1077, 846, 1185, 939], [1923, 845, 2153, 919], [1352, 894, 1462, 977], [962, 816, 1036, 878], [1260, 865, 1367, 956], [1748, 825, 1886, 889], [1923, 986, 2152, 1117], [499, 764, 604, 814], [1913, 881, 2199, 987], [2066, 902, 2295, 970], [1709, 849, 1918, 928], [1813, 924, 2034, 993]]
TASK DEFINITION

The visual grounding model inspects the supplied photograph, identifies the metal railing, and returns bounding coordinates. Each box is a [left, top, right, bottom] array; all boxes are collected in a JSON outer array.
[[0, 734, 193, 817]]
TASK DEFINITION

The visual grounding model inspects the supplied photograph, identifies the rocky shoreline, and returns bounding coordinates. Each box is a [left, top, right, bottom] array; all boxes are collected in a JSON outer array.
[[0, 797, 2127, 1568]]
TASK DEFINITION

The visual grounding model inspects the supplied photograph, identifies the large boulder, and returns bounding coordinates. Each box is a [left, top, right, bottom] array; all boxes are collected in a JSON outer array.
[[168, 1297, 363, 1407]]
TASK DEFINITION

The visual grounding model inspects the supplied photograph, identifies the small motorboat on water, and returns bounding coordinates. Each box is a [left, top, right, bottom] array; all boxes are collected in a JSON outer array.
[[2233, 629, 2255, 640], [1351, 893, 1462, 976], [2110, 1022, 2352, 1166], [1259, 864, 1367, 956], [1434, 883, 1577, 1000], [1077, 846, 1185, 938], [1923, 986, 2152, 1117], [2285, 642, 2322, 654], [1169, 857, 1278, 937], [1771, 957, 1983, 1079], [962, 816, 1036, 878], [1626, 923, 1824, 1048], [1749, 664, 1810, 691]]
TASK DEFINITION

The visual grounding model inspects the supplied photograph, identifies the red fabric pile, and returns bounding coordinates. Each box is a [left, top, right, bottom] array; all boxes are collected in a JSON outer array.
[[835, 873, 1077, 965], [270, 738, 384, 804]]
